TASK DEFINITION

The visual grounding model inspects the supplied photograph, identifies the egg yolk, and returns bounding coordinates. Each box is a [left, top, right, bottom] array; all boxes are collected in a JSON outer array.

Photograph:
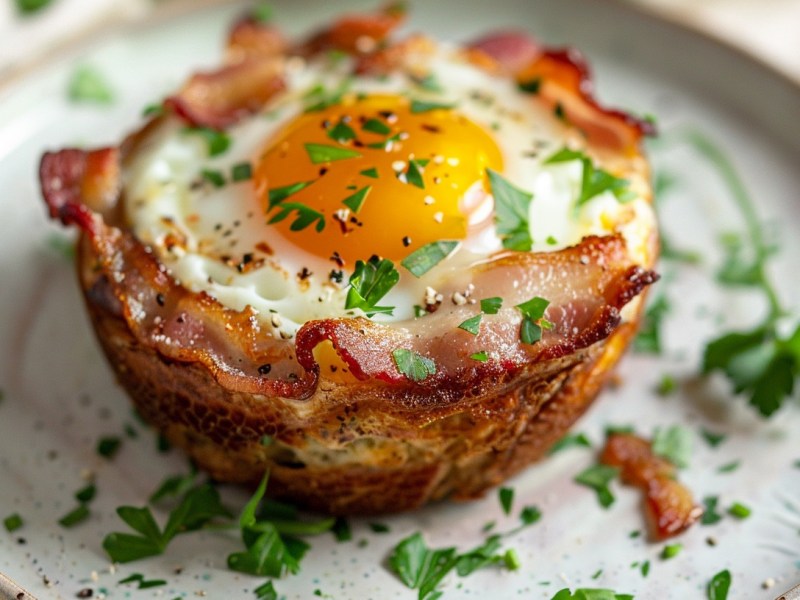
[[253, 94, 503, 265]]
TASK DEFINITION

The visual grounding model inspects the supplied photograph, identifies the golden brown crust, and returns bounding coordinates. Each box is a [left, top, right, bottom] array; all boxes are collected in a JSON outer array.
[[80, 235, 644, 514]]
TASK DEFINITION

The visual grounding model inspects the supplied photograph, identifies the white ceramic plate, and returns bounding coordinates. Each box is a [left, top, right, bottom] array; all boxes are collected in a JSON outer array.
[[1, 1, 799, 599]]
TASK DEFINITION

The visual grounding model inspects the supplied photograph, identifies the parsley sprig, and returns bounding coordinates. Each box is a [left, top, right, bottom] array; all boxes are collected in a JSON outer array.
[[487, 169, 533, 251], [544, 147, 635, 209], [672, 130, 799, 417], [103, 482, 231, 563], [345, 256, 400, 316]]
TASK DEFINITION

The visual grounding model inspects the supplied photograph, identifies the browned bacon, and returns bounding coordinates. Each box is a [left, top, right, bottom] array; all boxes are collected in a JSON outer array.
[[601, 433, 702, 539]]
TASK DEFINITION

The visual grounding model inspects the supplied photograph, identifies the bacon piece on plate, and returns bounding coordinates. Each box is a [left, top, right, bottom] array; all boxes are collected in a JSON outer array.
[[601, 432, 702, 539]]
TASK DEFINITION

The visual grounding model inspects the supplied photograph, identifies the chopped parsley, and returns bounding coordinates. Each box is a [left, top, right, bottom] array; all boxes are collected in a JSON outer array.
[[480, 297, 503, 314], [4, 513, 23, 533], [254, 580, 278, 600], [575, 464, 619, 508], [58, 504, 90, 528], [304, 143, 362, 164], [700, 496, 723, 526], [268, 181, 314, 207], [401, 240, 459, 277], [118, 573, 167, 589], [15, 0, 52, 14], [633, 294, 669, 354], [360, 167, 379, 179], [303, 79, 353, 112], [232, 162, 253, 182], [141, 102, 164, 118], [411, 73, 443, 93], [332, 517, 352, 542], [498, 487, 514, 515], [655, 374, 677, 396], [149, 469, 198, 504], [651, 425, 692, 469], [470, 351, 489, 362], [458, 314, 482, 335], [268, 202, 325, 232], [68, 65, 114, 104], [369, 522, 390, 533], [345, 256, 399, 316], [392, 348, 436, 382], [409, 99, 456, 113], [517, 78, 541, 94], [727, 502, 751, 519], [403, 159, 427, 189], [97, 436, 121, 459], [227, 472, 334, 577], [548, 432, 592, 455], [519, 505, 542, 526], [717, 460, 740, 474], [184, 126, 231, 157], [389, 531, 516, 599], [103, 482, 231, 562], [327, 120, 357, 143], [342, 186, 371, 213], [362, 118, 391, 135], [201, 168, 226, 188], [550, 589, 633, 600], [661, 543, 682, 559], [486, 168, 533, 251], [515, 296, 553, 345], [544, 147, 635, 209], [700, 428, 727, 448], [252, 1, 273, 23], [707, 569, 731, 600]]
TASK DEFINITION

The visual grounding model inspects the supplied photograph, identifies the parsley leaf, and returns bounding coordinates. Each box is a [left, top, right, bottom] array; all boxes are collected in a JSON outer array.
[[118, 573, 167, 589], [700, 428, 727, 448], [633, 294, 670, 354], [458, 314, 482, 335], [707, 569, 731, 600], [268, 202, 325, 232], [544, 147, 635, 208], [486, 169, 533, 251], [4, 513, 23, 533], [342, 186, 371, 213], [700, 496, 723, 525], [651, 425, 692, 469], [575, 464, 619, 508], [16, 0, 52, 14], [498, 488, 514, 515], [403, 159, 427, 189], [184, 126, 231, 157], [345, 256, 399, 316], [410, 99, 456, 113], [392, 349, 436, 382], [304, 143, 362, 164], [727, 502, 751, 519], [550, 588, 633, 600], [516, 296, 553, 345], [267, 181, 314, 208], [401, 241, 459, 277], [548, 432, 592, 455], [102, 483, 230, 563], [327, 120, 357, 143], [480, 297, 503, 314], [254, 580, 279, 600], [68, 65, 114, 104], [362, 118, 391, 135], [469, 351, 489, 362]]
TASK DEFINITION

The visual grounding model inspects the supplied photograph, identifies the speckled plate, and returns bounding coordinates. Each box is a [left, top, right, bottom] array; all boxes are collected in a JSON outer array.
[[1, 1, 799, 599]]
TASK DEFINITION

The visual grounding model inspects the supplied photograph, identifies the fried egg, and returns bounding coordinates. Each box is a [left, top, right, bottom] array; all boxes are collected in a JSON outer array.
[[124, 42, 655, 337]]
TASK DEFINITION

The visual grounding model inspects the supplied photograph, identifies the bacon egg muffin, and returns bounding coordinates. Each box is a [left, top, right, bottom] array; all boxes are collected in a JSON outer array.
[[40, 4, 658, 514]]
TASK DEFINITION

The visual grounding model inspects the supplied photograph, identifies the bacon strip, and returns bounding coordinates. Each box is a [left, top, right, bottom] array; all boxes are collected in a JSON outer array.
[[164, 58, 286, 130], [39, 146, 656, 409], [300, 2, 407, 55], [226, 17, 288, 63], [601, 433, 702, 539], [470, 32, 655, 153]]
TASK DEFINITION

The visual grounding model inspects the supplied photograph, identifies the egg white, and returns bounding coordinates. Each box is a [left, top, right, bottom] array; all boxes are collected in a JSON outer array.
[[123, 43, 654, 337]]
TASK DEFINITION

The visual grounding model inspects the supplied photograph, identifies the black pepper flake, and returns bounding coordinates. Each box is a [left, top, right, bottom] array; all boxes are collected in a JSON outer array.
[[353, 139, 365, 148], [379, 110, 395, 120], [321, 119, 331, 129], [76, 589, 94, 598], [421, 124, 441, 134], [330, 251, 345, 267], [319, 167, 329, 176], [329, 269, 344, 283], [214, 223, 223, 231], [258, 364, 272, 375], [402, 236, 412, 247], [155, 293, 165, 307], [298, 267, 312, 281]]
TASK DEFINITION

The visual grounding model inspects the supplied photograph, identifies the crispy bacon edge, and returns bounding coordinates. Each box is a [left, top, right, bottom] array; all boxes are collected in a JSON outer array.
[[40, 145, 656, 403], [469, 32, 656, 153], [601, 433, 703, 540]]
